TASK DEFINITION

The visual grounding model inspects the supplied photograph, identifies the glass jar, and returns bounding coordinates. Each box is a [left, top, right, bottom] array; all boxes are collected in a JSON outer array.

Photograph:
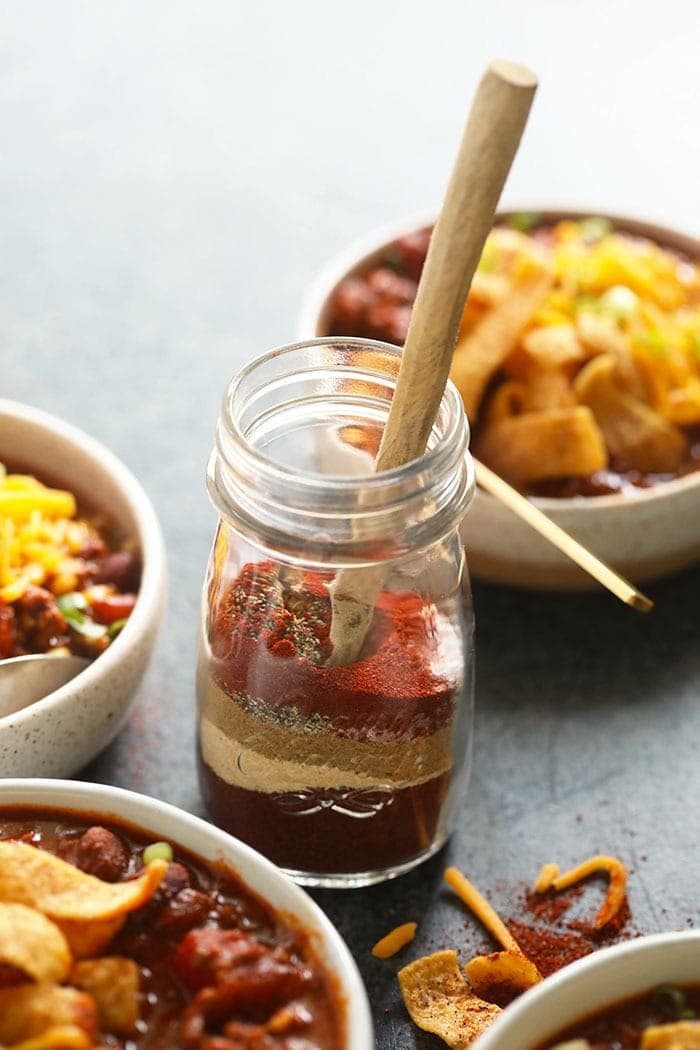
[[197, 338, 475, 887]]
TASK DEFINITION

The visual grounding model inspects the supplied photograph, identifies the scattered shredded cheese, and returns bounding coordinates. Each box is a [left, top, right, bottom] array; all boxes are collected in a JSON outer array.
[[0, 469, 96, 604], [533, 862, 560, 893], [372, 922, 418, 959], [534, 854, 627, 929], [443, 867, 523, 956]]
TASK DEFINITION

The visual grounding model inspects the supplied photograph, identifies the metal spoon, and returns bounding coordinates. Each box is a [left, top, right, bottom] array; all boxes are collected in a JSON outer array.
[[0, 654, 90, 719]]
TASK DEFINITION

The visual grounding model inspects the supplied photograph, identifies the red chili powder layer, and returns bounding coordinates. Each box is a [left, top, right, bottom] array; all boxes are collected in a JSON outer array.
[[208, 561, 457, 740]]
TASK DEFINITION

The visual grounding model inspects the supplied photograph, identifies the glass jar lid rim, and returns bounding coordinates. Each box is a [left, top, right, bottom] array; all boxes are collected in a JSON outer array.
[[220, 336, 471, 491]]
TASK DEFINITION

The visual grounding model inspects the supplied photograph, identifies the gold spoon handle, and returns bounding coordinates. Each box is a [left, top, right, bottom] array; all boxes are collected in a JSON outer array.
[[474, 459, 653, 612]]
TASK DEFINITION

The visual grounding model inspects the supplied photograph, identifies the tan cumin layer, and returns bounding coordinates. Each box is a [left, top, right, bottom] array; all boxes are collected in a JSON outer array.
[[199, 677, 454, 793]]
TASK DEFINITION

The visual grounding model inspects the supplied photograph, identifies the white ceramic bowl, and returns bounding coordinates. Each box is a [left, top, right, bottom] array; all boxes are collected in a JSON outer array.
[[0, 399, 166, 775], [300, 210, 700, 589], [472, 930, 700, 1049], [0, 778, 373, 1050]]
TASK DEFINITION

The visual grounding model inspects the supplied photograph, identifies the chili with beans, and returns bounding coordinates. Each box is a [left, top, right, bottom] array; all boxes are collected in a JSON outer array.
[[541, 983, 700, 1049], [0, 465, 140, 661], [0, 808, 344, 1050], [325, 222, 700, 497]]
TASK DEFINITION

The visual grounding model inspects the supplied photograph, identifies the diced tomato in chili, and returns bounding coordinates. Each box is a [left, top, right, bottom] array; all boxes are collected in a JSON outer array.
[[0, 810, 342, 1049], [174, 927, 313, 1019], [90, 593, 137, 625]]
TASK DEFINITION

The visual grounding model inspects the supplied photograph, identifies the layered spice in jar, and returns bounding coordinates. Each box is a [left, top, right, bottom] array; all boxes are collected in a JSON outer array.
[[198, 339, 475, 886]]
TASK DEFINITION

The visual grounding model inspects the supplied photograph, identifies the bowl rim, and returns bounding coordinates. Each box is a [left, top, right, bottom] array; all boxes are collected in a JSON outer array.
[[0, 777, 374, 1050], [0, 397, 167, 728], [472, 928, 700, 1050], [298, 206, 700, 512]]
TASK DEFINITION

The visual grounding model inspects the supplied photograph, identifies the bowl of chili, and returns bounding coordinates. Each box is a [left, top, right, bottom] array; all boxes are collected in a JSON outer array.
[[299, 210, 700, 589], [471, 929, 700, 1050], [0, 399, 166, 775], [0, 777, 372, 1050]]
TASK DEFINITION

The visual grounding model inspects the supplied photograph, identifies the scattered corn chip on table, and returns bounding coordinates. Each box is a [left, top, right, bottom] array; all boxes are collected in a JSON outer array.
[[3, 4, 700, 1048]]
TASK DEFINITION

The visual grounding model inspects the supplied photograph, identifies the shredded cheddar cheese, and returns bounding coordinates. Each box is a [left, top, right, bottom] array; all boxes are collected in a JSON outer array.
[[372, 922, 417, 959], [0, 469, 97, 604], [451, 219, 700, 492], [533, 862, 560, 893], [534, 854, 627, 929], [443, 867, 523, 956]]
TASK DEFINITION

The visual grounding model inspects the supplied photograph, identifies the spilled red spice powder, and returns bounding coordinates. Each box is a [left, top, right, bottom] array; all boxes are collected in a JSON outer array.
[[524, 883, 585, 924], [498, 884, 636, 978]]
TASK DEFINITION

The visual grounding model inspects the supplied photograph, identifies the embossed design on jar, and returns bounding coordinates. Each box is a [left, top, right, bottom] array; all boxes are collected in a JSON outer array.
[[269, 786, 396, 819]]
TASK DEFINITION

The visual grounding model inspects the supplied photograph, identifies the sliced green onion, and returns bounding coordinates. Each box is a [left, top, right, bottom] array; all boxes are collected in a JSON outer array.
[[107, 618, 128, 639], [508, 211, 540, 233], [651, 984, 694, 1020], [59, 601, 107, 640], [57, 592, 88, 615], [688, 331, 700, 358], [599, 285, 638, 323], [578, 216, 612, 243], [143, 841, 173, 864]]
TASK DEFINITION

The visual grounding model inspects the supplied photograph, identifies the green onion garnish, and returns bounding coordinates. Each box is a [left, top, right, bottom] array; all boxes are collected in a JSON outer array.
[[57, 592, 88, 615], [651, 984, 694, 1020], [508, 211, 540, 234], [107, 618, 128, 639], [578, 216, 613, 243], [57, 594, 107, 639], [599, 285, 638, 323], [143, 841, 174, 864]]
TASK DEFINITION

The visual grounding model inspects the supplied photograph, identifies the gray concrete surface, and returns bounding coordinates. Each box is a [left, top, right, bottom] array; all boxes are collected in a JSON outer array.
[[2, 2, 699, 1045]]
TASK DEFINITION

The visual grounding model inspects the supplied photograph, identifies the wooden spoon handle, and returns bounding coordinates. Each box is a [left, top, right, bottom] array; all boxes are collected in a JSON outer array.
[[376, 60, 537, 470], [327, 61, 537, 667]]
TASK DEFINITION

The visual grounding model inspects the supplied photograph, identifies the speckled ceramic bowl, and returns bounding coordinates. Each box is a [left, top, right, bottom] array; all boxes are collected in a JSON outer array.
[[0, 400, 166, 775], [0, 779, 373, 1049], [299, 210, 700, 589], [472, 930, 700, 1049]]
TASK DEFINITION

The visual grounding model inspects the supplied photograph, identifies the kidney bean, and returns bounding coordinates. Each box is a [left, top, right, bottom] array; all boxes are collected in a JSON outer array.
[[365, 266, 417, 304], [395, 228, 432, 280], [366, 301, 412, 343], [160, 861, 193, 897], [74, 826, 130, 881], [154, 888, 214, 935], [328, 277, 373, 333], [90, 551, 139, 589], [78, 534, 108, 560]]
